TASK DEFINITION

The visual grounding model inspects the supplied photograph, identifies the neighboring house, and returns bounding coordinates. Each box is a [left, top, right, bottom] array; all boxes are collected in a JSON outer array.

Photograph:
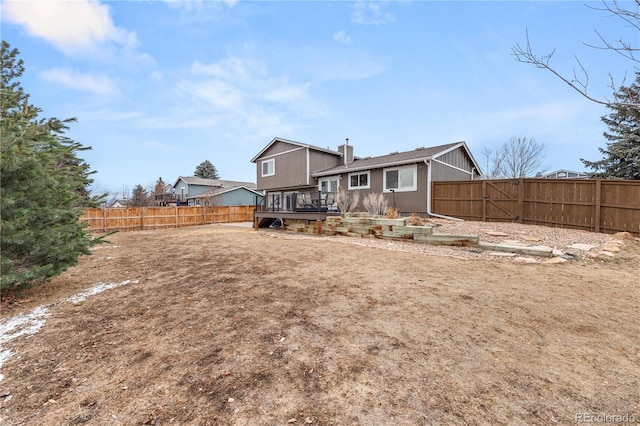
[[540, 169, 589, 179], [172, 176, 262, 206], [251, 137, 482, 215], [109, 199, 127, 208], [188, 185, 264, 207], [154, 183, 179, 206]]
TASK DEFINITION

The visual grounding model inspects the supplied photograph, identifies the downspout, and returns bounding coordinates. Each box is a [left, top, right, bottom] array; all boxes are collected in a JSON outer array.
[[425, 159, 464, 221]]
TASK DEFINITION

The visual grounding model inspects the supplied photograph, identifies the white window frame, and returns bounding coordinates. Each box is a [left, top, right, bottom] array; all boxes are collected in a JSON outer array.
[[383, 164, 417, 193], [261, 158, 275, 177], [348, 171, 370, 190], [319, 176, 340, 194]]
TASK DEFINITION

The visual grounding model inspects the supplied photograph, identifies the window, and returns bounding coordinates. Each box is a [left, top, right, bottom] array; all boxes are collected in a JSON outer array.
[[319, 177, 339, 194], [348, 172, 370, 189], [384, 164, 417, 192], [262, 159, 275, 177]]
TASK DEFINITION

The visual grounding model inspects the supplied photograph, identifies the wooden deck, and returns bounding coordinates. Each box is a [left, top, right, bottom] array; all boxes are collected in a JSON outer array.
[[254, 211, 340, 231]]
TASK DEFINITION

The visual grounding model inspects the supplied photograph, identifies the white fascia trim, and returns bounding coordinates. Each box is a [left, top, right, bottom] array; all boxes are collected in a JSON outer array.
[[431, 158, 473, 175], [260, 146, 305, 160], [313, 157, 431, 177], [306, 147, 310, 186]]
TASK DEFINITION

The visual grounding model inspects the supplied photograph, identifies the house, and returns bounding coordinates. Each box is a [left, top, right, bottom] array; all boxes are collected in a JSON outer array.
[[251, 137, 482, 215], [540, 169, 589, 179], [108, 199, 127, 208], [171, 176, 262, 206], [188, 185, 264, 207]]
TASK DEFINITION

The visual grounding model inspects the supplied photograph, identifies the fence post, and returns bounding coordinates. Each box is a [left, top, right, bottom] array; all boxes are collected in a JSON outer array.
[[103, 208, 107, 233], [517, 179, 525, 223], [482, 180, 487, 222], [141, 207, 145, 230], [175, 206, 178, 228], [594, 179, 601, 233]]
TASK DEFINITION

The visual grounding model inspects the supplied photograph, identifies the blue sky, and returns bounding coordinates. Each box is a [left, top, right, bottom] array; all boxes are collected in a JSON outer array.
[[1, 1, 636, 195]]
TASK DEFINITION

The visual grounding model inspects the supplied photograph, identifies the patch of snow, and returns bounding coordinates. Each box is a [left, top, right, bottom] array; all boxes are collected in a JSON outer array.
[[66, 279, 137, 304], [0, 305, 50, 381], [0, 279, 138, 382]]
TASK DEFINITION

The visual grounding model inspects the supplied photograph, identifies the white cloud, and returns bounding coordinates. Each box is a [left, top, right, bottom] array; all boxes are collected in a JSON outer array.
[[163, 0, 237, 10], [352, 1, 395, 26], [1, 0, 137, 55], [40, 68, 118, 96], [333, 30, 351, 44], [192, 58, 250, 81]]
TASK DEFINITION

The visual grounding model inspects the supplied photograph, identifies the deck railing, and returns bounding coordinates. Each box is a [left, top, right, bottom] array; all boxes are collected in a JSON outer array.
[[256, 191, 337, 213]]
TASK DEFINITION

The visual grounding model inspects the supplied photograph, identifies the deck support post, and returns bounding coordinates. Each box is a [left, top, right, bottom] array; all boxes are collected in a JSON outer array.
[[315, 219, 322, 235]]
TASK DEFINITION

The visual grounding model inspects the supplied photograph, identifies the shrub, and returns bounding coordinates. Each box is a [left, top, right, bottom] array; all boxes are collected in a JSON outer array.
[[386, 207, 400, 219], [337, 186, 360, 213], [363, 192, 388, 217], [407, 213, 425, 226]]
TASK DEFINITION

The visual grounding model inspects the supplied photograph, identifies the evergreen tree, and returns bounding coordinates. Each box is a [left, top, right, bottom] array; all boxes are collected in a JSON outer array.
[[129, 184, 150, 207], [1, 41, 101, 291], [581, 73, 640, 180], [194, 160, 219, 179]]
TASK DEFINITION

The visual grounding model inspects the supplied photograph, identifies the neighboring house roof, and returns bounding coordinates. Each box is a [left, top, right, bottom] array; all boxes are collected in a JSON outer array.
[[312, 141, 480, 177], [172, 176, 257, 189], [250, 136, 342, 163], [187, 185, 264, 199], [541, 169, 589, 179]]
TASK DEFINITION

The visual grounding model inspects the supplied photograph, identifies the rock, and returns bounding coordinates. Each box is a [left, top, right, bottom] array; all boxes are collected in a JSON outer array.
[[598, 251, 615, 257], [514, 257, 538, 263], [552, 249, 564, 257], [601, 246, 621, 252], [568, 243, 597, 251], [489, 252, 517, 257], [545, 257, 567, 264], [502, 240, 527, 246], [485, 231, 509, 237], [613, 231, 634, 240], [521, 235, 542, 242]]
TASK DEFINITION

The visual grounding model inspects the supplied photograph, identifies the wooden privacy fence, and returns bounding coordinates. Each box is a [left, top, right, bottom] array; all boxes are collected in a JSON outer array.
[[80, 205, 256, 233], [432, 178, 640, 235]]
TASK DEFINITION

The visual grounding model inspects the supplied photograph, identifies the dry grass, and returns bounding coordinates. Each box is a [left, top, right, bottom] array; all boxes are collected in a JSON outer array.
[[1, 224, 638, 425]]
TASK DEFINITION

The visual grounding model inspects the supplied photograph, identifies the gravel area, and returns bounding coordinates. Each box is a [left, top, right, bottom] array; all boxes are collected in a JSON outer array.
[[258, 218, 636, 264]]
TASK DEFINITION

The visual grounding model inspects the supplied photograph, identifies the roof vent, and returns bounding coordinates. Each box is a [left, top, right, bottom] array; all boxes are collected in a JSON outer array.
[[415, 146, 425, 151], [389, 151, 398, 155]]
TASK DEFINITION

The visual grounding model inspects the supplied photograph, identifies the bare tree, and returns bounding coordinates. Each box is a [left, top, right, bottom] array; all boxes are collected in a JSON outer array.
[[480, 146, 503, 179], [512, 0, 639, 108], [484, 137, 546, 179]]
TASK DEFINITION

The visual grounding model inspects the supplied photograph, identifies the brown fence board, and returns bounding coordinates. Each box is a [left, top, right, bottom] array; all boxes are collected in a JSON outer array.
[[80, 205, 255, 233], [432, 178, 640, 235]]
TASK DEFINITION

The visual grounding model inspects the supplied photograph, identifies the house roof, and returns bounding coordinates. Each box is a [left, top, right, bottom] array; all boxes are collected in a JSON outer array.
[[173, 176, 257, 189], [251, 136, 342, 163], [187, 185, 264, 199], [540, 169, 589, 178], [312, 141, 478, 176]]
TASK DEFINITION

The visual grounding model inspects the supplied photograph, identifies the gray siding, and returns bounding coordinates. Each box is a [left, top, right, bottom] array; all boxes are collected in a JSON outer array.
[[336, 162, 429, 214], [217, 189, 261, 206], [431, 161, 473, 181], [256, 141, 341, 191], [432, 146, 480, 180]]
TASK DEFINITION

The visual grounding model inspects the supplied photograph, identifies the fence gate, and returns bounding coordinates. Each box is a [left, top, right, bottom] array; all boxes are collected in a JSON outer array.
[[482, 180, 521, 222]]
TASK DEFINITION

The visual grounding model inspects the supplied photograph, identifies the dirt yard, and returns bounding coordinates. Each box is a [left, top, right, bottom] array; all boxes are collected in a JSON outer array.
[[1, 223, 638, 425]]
